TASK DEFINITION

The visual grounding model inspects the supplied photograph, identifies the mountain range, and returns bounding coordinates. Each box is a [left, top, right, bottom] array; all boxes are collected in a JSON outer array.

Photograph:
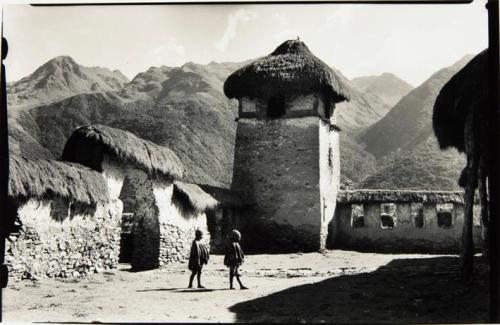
[[7, 52, 472, 191], [351, 72, 414, 107]]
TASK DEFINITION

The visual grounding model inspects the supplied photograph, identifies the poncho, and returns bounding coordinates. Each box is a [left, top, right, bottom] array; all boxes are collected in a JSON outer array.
[[224, 242, 245, 267], [188, 240, 210, 270]]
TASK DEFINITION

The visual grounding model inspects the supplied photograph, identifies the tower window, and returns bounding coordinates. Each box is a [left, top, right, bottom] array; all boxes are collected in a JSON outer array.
[[267, 95, 286, 118]]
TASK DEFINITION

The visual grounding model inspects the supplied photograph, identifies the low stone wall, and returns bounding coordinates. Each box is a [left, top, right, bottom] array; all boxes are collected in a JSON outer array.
[[331, 197, 483, 253], [5, 198, 122, 279], [130, 180, 211, 269], [158, 216, 211, 265]]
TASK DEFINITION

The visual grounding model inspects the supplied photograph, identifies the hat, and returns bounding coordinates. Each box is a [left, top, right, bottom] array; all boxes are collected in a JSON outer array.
[[231, 229, 241, 241], [195, 229, 203, 237]]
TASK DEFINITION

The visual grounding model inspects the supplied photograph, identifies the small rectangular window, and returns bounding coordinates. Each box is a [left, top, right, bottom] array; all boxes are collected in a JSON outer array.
[[351, 204, 364, 228], [381, 215, 395, 228], [380, 203, 396, 229], [436, 203, 454, 228], [411, 203, 424, 228]]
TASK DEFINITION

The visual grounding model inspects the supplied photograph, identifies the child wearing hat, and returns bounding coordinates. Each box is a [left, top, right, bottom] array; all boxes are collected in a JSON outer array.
[[188, 229, 210, 288], [224, 229, 248, 290]]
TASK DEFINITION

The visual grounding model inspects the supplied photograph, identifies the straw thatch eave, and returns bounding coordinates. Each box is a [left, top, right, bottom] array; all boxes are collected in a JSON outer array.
[[433, 50, 488, 153], [337, 190, 466, 204], [8, 154, 109, 206], [223, 40, 350, 103], [173, 181, 219, 213], [62, 125, 184, 180], [199, 184, 245, 208]]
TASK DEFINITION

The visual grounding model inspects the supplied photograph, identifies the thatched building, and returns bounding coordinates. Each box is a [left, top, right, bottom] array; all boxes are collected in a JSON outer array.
[[6, 154, 122, 278], [331, 190, 482, 253], [62, 125, 217, 270], [432, 49, 489, 278], [224, 39, 350, 252]]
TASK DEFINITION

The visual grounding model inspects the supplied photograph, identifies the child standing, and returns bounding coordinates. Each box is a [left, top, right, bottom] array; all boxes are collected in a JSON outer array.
[[188, 229, 210, 289], [224, 229, 248, 290]]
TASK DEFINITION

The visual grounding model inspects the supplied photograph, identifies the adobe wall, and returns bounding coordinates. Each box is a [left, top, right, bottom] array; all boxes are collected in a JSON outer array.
[[5, 198, 122, 279], [319, 118, 340, 250], [332, 201, 483, 253], [102, 155, 212, 270], [126, 168, 161, 270], [232, 116, 322, 252], [153, 181, 211, 265]]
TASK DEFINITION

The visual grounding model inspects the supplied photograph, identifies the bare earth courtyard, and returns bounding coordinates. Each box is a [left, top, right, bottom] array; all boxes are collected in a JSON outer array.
[[2, 251, 488, 323]]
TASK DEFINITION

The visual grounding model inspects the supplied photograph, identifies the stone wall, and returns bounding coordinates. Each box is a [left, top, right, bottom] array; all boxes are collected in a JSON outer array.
[[331, 200, 483, 253], [104, 160, 212, 270], [5, 198, 122, 279], [232, 117, 323, 252], [153, 181, 210, 265]]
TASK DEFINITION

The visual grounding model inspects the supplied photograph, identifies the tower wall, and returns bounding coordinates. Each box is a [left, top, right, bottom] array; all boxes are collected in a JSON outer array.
[[319, 119, 340, 249], [232, 116, 333, 252]]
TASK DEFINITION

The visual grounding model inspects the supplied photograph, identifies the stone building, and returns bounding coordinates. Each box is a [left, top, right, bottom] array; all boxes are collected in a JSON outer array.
[[6, 154, 122, 279], [223, 39, 350, 252], [62, 124, 217, 270], [331, 190, 483, 253]]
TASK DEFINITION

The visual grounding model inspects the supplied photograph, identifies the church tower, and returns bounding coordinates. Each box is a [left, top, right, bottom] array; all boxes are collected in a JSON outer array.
[[224, 40, 350, 252]]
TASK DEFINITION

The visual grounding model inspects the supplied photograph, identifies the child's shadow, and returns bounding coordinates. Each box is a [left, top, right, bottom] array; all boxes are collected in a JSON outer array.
[[137, 288, 228, 293]]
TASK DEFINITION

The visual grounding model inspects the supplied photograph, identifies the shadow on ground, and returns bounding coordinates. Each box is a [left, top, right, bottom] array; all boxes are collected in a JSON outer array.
[[136, 288, 220, 293], [229, 256, 489, 323]]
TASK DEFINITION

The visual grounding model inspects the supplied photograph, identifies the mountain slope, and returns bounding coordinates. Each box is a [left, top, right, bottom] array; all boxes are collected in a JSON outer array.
[[360, 55, 474, 160], [355, 55, 476, 190], [332, 68, 391, 132], [8, 56, 390, 189], [357, 136, 465, 190], [351, 72, 414, 107], [7, 56, 129, 109]]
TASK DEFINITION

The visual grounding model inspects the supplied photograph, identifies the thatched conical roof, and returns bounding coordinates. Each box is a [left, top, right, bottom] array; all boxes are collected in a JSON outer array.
[[62, 124, 184, 180], [432, 50, 488, 153], [8, 154, 109, 206], [224, 40, 350, 102]]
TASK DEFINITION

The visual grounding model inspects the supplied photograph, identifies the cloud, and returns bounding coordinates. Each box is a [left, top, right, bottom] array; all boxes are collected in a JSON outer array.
[[151, 37, 186, 66], [214, 8, 257, 51]]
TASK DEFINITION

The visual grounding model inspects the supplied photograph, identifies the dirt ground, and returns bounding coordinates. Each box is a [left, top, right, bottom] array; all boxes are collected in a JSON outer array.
[[2, 250, 489, 323]]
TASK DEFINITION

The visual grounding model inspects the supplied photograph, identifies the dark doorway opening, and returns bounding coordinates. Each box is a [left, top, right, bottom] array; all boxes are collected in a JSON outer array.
[[119, 212, 135, 263], [267, 95, 286, 118]]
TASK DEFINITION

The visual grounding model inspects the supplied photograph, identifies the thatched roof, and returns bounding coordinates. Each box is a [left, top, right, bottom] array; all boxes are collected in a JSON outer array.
[[62, 125, 184, 180], [224, 40, 350, 102], [337, 190, 466, 204], [433, 50, 488, 152], [8, 154, 109, 206], [199, 184, 245, 208], [173, 181, 218, 212]]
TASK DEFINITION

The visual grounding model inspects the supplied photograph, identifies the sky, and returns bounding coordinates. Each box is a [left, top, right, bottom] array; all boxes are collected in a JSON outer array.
[[2, 1, 488, 86]]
